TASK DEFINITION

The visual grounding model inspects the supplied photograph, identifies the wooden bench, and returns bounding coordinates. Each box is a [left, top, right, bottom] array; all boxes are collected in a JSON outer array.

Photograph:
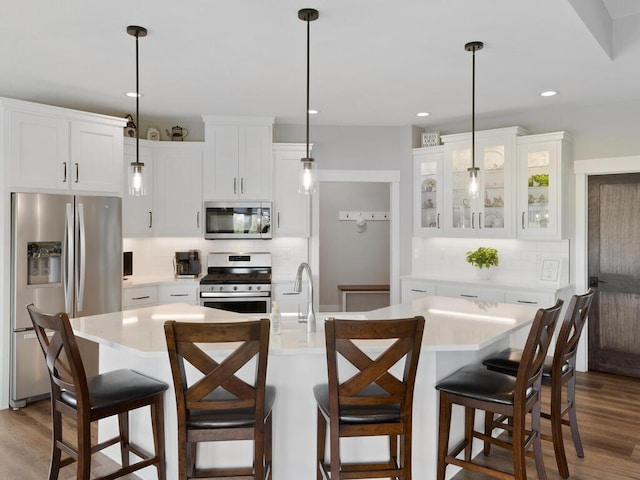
[[337, 284, 390, 312]]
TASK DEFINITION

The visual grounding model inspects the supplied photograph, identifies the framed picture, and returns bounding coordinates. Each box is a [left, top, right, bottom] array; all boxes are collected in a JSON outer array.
[[540, 258, 561, 282], [421, 131, 440, 147]]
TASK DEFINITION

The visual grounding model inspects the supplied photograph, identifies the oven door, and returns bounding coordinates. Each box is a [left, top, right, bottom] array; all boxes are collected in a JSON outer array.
[[200, 296, 271, 314], [204, 202, 271, 240]]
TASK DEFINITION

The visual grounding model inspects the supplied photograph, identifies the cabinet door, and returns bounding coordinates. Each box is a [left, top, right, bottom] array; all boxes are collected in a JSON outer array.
[[9, 110, 69, 191], [413, 148, 443, 236], [444, 137, 514, 237], [70, 121, 122, 193], [202, 125, 239, 200], [239, 126, 271, 200], [154, 147, 203, 236], [273, 282, 309, 315], [436, 284, 505, 303], [158, 285, 199, 305], [122, 141, 154, 237], [122, 286, 158, 310], [517, 139, 561, 240], [273, 145, 309, 237]]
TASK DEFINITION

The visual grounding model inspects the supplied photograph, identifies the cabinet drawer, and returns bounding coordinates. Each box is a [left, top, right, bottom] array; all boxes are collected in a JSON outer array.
[[122, 286, 158, 309], [158, 285, 199, 305], [401, 280, 437, 303], [504, 291, 555, 308], [436, 284, 505, 303]]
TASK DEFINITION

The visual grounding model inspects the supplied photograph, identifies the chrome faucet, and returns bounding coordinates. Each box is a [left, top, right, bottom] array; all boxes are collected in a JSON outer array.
[[293, 262, 316, 333]]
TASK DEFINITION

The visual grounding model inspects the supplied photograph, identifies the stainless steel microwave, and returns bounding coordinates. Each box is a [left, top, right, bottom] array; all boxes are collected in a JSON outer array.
[[203, 201, 272, 239]]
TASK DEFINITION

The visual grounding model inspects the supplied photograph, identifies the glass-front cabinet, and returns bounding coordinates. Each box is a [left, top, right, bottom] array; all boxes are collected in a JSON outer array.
[[516, 132, 571, 240], [442, 127, 524, 237], [413, 147, 443, 236]]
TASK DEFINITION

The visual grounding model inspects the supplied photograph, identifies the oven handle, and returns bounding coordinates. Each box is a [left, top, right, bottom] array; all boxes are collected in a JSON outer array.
[[199, 291, 271, 298]]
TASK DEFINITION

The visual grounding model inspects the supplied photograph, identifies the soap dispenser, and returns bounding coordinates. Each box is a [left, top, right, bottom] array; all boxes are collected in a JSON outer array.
[[270, 301, 282, 335]]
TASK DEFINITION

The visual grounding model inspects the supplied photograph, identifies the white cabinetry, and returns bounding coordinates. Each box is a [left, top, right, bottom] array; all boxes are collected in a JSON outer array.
[[413, 147, 444, 236], [122, 139, 203, 237], [153, 144, 203, 236], [158, 284, 199, 305], [516, 132, 572, 240], [4, 98, 124, 194], [401, 279, 437, 303], [273, 143, 310, 237], [202, 116, 274, 201], [436, 284, 505, 303], [442, 127, 525, 238], [122, 285, 158, 310], [273, 282, 309, 316]]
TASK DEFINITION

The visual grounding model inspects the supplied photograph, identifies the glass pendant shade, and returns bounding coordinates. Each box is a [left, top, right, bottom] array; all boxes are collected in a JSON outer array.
[[299, 157, 317, 194], [129, 162, 146, 196], [467, 166, 480, 198]]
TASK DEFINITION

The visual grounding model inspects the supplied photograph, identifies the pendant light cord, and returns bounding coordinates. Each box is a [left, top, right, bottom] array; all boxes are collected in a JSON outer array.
[[305, 17, 310, 160], [471, 46, 475, 169], [135, 31, 140, 166]]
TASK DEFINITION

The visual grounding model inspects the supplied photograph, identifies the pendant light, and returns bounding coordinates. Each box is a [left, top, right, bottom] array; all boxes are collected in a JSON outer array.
[[465, 41, 483, 199], [127, 25, 148, 196], [298, 8, 319, 195]]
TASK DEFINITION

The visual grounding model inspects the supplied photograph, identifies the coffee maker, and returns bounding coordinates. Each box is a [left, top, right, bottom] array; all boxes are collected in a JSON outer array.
[[174, 250, 201, 278]]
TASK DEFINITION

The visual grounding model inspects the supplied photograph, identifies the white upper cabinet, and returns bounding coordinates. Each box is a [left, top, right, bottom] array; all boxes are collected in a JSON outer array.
[[122, 140, 154, 237], [413, 147, 444, 236], [442, 127, 524, 238], [202, 116, 274, 201], [153, 144, 203, 237], [273, 143, 310, 237], [4, 98, 124, 194], [516, 132, 572, 240]]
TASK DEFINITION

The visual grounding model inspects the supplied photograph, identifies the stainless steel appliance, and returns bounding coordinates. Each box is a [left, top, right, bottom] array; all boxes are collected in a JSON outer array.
[[174, 250, 201, 278], [204, 201, 272, 240], [199, 253, 271, 314], [10, 193, 122, 408]]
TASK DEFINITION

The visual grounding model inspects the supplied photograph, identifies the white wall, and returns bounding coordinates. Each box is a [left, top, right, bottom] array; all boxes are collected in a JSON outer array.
[[318, 182, 390, 311]]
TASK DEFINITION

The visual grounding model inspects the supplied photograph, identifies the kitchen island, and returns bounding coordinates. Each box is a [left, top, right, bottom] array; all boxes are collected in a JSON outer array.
[[70, 297, 540, 480]]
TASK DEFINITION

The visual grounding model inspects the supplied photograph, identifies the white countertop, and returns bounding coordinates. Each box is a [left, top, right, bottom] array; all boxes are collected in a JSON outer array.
[[402, 273, 571, 293], [122, 276, 202, 287], [70, 297, 539, 357]]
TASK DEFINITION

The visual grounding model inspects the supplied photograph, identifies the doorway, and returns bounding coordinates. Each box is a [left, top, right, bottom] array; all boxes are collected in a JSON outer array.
[[587, 173, 640, 377]]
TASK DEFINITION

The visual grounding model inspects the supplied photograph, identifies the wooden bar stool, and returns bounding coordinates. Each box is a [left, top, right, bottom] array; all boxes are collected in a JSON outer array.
[[27, 304, 168, 480], [314, 316, 425, 479], [164, 318, 274, 480], [435, 300, 563, 480], [482, 289, 596, 478]]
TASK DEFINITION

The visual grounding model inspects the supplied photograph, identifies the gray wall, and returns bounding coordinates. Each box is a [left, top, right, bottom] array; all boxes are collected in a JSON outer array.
[[318, 182, 391, 310]]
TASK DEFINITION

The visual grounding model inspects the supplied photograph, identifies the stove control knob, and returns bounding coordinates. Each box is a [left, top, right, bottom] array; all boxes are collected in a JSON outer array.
[[233, 286, 238, 291], [248, 286, 253, 291], [257, 286, 261, 291], [219, 286, 223, 291]]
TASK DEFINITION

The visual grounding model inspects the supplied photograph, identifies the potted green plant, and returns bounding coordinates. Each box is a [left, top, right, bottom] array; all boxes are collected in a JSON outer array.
[[466, 247, 499, 279]]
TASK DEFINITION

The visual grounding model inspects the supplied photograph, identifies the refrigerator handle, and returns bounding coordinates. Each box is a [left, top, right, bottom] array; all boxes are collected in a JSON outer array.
[[77, 202, 87, 312], [63, 203, 74, 312]]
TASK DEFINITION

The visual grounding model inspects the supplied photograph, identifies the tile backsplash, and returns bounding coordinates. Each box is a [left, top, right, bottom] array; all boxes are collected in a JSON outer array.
[[411, 237, 571, 284], [123, 237, 308, 280]]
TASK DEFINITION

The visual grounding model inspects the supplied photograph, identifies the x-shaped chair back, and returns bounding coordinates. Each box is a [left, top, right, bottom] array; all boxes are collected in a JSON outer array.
[[554, 288, 595, 370]]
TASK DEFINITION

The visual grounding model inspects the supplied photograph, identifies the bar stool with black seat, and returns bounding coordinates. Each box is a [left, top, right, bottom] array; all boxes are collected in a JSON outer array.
[[314, 316, 425, 480], [482, 288, 596, 478], [435, 300, 563, 480], [164, 318, 274, 480], [27, 303, 168, 480]]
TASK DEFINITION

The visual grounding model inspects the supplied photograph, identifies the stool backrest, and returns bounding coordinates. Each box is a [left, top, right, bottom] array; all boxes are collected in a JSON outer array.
[[324, 316, 425, 415], [27, 303, 89, 406], [554, 289, 596, 371], [164, 319, 270, 419], [515, 300, 563, 399]]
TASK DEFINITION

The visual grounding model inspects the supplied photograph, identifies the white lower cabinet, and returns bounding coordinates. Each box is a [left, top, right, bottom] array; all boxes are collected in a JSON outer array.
[[436, 284, 505, 303], [401, 279, 437, 303], [158, 285, 199, 305], [122, 286, 158, 310], [273, 282, 309, 316]]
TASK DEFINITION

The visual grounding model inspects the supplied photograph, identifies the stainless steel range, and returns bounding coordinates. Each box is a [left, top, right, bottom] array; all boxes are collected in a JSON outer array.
[[199, 252, 271, 314]]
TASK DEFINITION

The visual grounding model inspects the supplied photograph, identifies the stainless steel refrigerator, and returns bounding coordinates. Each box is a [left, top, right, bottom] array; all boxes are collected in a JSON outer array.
[[10, 193, 122, 408]]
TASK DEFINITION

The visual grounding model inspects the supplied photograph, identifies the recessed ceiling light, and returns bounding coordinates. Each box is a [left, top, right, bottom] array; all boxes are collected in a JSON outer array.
[[126, 92, 142, 98], [308, 109, 319, 115], [540, 91, 558, 97], [416, 112, 430, 117]]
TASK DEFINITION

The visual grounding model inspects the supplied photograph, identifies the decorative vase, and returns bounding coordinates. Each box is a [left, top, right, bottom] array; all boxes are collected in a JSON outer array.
[[476, 268, 492, 280]]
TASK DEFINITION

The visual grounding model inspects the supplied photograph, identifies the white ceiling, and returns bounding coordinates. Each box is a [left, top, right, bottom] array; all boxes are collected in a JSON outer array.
[[1, 0, 639, 129]]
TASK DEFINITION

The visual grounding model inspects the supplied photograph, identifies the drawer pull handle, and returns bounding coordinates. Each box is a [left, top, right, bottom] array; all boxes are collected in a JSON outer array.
[[517, 300, 538, 304], [132, 295, 150, 300], [411, 289, 427, 293], [170, 293, 189, 297], [460, 294, 478, 298]]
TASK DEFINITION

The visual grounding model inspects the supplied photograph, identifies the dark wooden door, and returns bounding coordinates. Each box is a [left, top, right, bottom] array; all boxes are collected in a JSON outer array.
[[588, 173, 640, 377]]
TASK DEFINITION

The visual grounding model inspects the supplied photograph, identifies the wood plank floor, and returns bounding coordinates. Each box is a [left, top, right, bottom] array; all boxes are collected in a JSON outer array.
[[0, 371, 638, 479]]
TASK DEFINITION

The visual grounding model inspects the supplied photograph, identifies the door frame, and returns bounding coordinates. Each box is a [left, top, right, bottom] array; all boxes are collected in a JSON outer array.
[[310, 170, 401, 310], [574, 156, 640, 371]]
